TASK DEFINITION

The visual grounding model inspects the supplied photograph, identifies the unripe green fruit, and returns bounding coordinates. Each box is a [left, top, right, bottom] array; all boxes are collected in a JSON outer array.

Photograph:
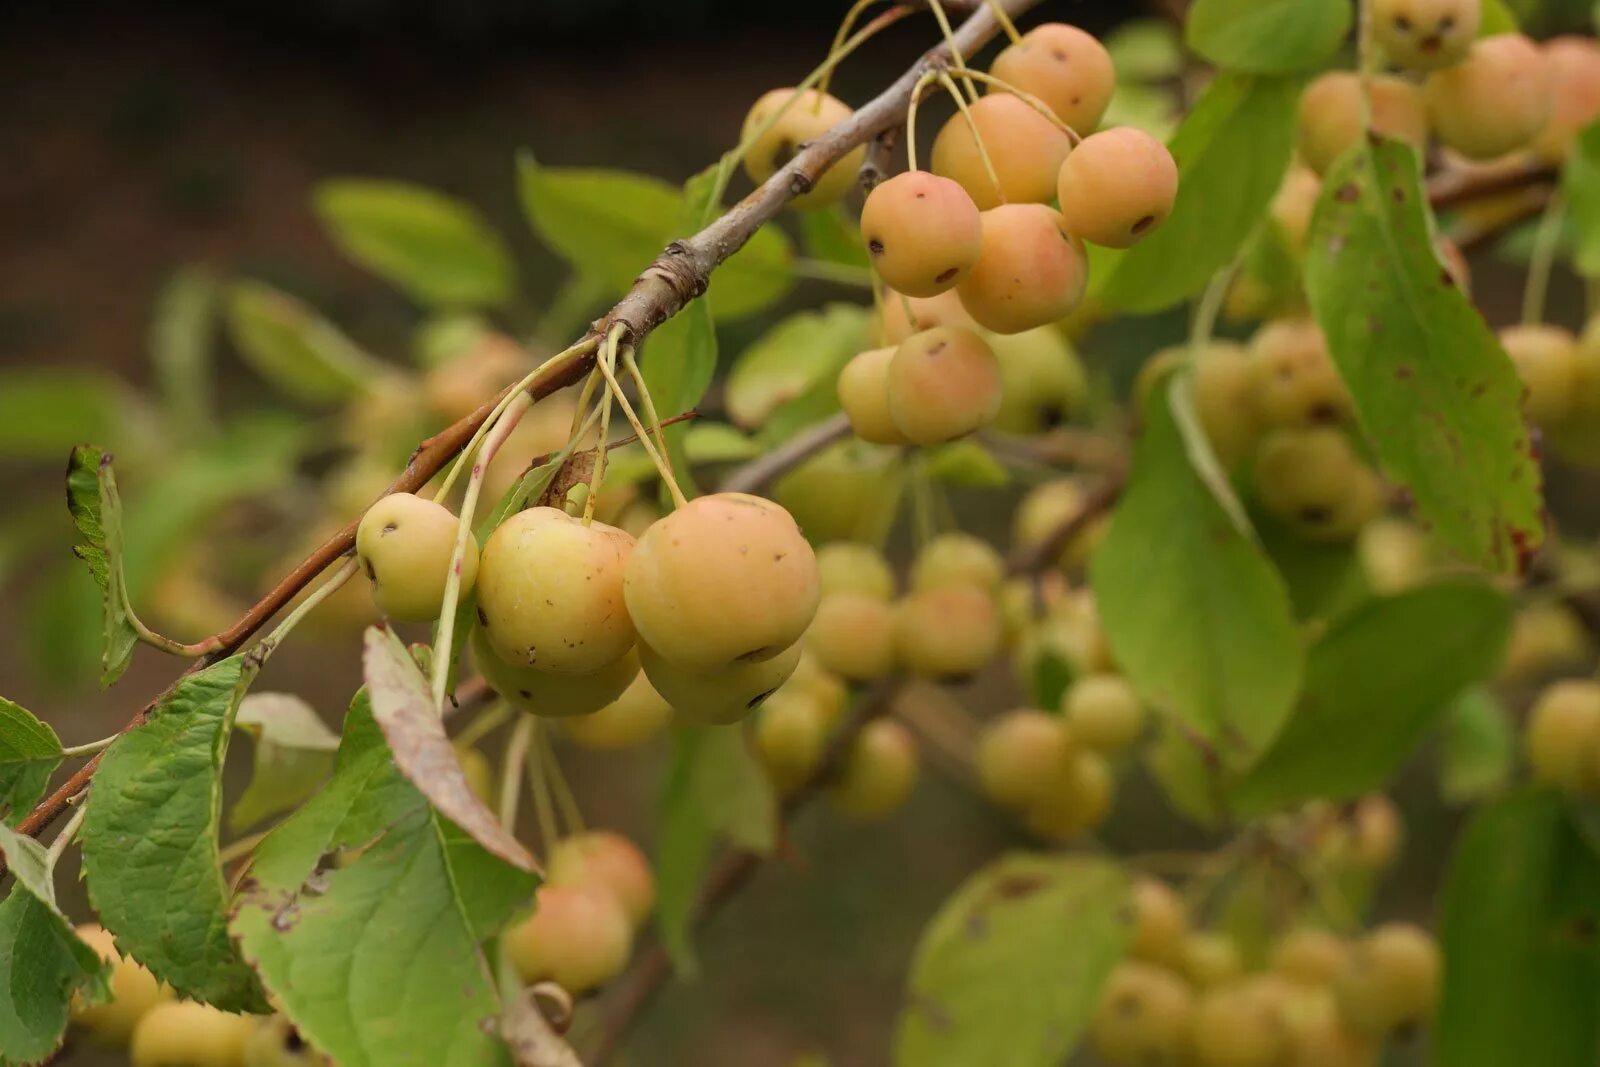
[[1350, 793, 1404, 870], [1273, 927, 1351, 987], [1183, 931, 1245, 991], [910, 533, 1005, 594], [130, 1001, 257, 1067], [895, 585, 1002, 679], [886, 326, 1003, 443], [975, 708, 1074, 809], [243, 1017, 323, 1067], [1250, 319, 1350, 428], [816, 542, 895, 601], [640, 639, 802, 725], [1499, 324, 1579, 425], [558, 671, 672, 749], [1091, 961, 1193, 1067], [625, 493, 819, 671], [71, 923, 170, 1046], [355, 493, 478, 623], [1129, 878, 1190, 969], [956, 204, 1088, 334], [877, 288, 981, 344], [1297, 73, 1428, 176], [1358, 517, 1431, 595], [987, 327, 1087, 434], [806, 593, 898, 681], [989, 23, 1116, 134], [860, 171, 982, 297], [1533, 36, 1600, 162], [1056, 126, 1178, 248], [1253, 428, 1382, 542], [473, 629, 640, 717], [838, 347, 906, 445], [1526, 679, 1600, 793], [740, 88, 867, 209], [1063, 673, 1145, 753], [1189, 979, 1293, 1067], [827, 718, 919, 819], [774, 443, 892, 543], [547, 831, 655, 929], [477, 506, 635, 673], [1025, 749, 1113, 840], [1425, 34, 1552, 161], [1372, 0, 1482, 70], [755, 689, 830, 792], [1335, 923, 1440, 1037], [505, 885, 632, 994], [931, 93, 1072, 210]]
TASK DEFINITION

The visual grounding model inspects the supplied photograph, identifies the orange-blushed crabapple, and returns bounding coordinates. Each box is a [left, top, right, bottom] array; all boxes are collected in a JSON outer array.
[[910, 532, 1005, 594], [859, 171, 983, 297], [896, 584, 1003, 680], [989, 22, 1117, 134], [505, 885, 632, 995], [1533, 36, 1600, 162], [877, 288, 980, 344], [1055, 127, 1179, 248], [806, 593, 898, 681], [838, 347, 910, 445], [956, 204, 1089, 335], [931, 93, 1073, 210], [827, 717, 919, 819], [1425, 34, 1552, 161], [1297, 73, 1428, 177], [886, 326, 1003, 444], [740, 88, 867, 209], [547, 830, 655, 929], [355, 493, 478, 623]]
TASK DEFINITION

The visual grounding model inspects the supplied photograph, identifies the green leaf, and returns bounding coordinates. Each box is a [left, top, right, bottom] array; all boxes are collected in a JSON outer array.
[[894, 853, 1131, 1067], [515, 153, 792, 319], [1106, 19, 1186, 81], [1089, 382, 1302, 768], [232, 692, 533, 1067], [229, 693, 339, 833], [1232, 581, 1512, 813], [797, 206, 872, 269], [1255, 509, 1368, 621], [0, 699, 61, 828], [150, 266, 219, 437], [65, 445, 139, 687], [655, 725, 775, 974], [80, 655, 268, 1011], [314, 180, 516, 308], [726, 304, 871, 430], [1185, 0, 1352, 74], [225, 281, 381, 404], [1094, 74, 1298, 313], [1436, 790, 1600, 1067], [641, 295, 717, 420], [1305, 138, 1543, 573], [1564, 123, 1600, 278], [682, 423, 762, 464], [1479, 0, 1519, 34], [1441, 685, 1515, 804], [924, 441, 1010, 488], [0, 371, 127, 462]]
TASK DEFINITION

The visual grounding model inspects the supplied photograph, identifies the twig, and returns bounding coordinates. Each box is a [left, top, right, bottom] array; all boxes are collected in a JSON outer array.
[[717, 412, 853, 495], [1004, 473, 1127, 576], [1426, 157, 1558, 211]]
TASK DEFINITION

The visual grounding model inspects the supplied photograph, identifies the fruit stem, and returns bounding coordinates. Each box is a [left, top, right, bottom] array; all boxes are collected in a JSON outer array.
[[454, 700, 513, 750], [790, 257, 875, 288], [501, 715, 533, 835], [938, 71, 1007, 203], [43, 801, 88, 873], [1522, 192, 1567, 328], [865, 462, 908, 548], [538, 728, 587, 836], [925, 0, 980, 103], [523, 720, 561, 852], [1173, 263, 1257, 539], [255, 557, 358, 658], [904, 70, 940, 172], [596, 328, 688, 509], [59, 735, 119, 759], [815, 0, 886, 107], [947, 66, 1082, 144], [620, 348, 678, 492], [984, 0, 1023, 46], [583, 333, 622, 524]]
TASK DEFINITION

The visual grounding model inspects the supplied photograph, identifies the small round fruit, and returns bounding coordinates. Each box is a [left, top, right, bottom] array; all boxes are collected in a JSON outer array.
[[474, 629, 640, 718], [640, 639, 802, 725], [1533, 36, 1600, 162], [1500, 601, 1590, 682], [1526, 679, 1600, 792], [1253, 428, 1382, 542], [1024, 749, 1113, 840], [547, 831, 655, 928], [741, 88, 867, 209], [625, 493, 819, 670], [987, 327, 1088, 433], [886, 326, 1003, 443], [1183, 932, 1245, 990], [1500, 324, 1579, 425], [1056, 126, 1178, 247], [71, 924, 169, 1045], [860, 171, 982, 297], [1091, 961, 1193, 1067], [774, 443, 892, 542], [423, 331, 529, 422], [1272, 166, 1323, 255], [1063, 673, 1144, 753], [243, 1016, 321, 1067], [1284, 988, 1378, 1067], [807, 593, 898, 681], [1013, 478, 1093, 567], [910, 533, 1004, 594], [989, 23, 1116, 134], [1189, 979, 1292, 1067], [1187, 341, 1264, 469], [895, 585, 1002, 680], [1273, 927, 1351, 987], [930, 93, 1073, 210], [1298, 72, 1428, 176], [559, 671, 673, 749], [1350, 794, 1404, 870], [756, 689, 831, 791], [839, 345, 909, 445], [1358, 518, 1432, 594], [956, 204, 1088, 334], [976, 708, 1074, 808], [1129, 878, 1190, 969], [1373, 0, 1482, 70], [783, 651, 850, 726], [477, 507, 634, 673], [815, 542, 895, 601], [877, 288, 981, 344], [1250, 319, 1350, 428], [1425, 34, 1552, 161], [355, 493, 478, 623], [1335, 923, 1440, 1037], [827, 718, 919, 819], [505, 885, 633, 994], [130, 1001, 257, 1067]]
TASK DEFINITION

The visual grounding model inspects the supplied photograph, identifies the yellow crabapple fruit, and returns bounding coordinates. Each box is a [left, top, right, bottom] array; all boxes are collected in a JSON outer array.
[[806, 593, 898, 681], [826, 718, 919, 819], [1189, 978, 1293, 1067], [1373, 0, 1482, 70], [1253, 428, 1383, 542], [423, 331, 529, 422], [1129, 878, 1190, 969], [1183, 931, 1246, 990], [477, 506, 635, 673], [1335, 923, 1440, 1037], [355, 493, 478, 623], [815, 542, 895, 601], [886, 326, 1003, 443], [1250, 319, 1350, 428], [1273, 927, 1352, 987], [895, 584, 1003, 680], [1024, 749, 1113, 840], [859, 171, 983, 297], [1284, 988, 1379, 1067], [755, 689, 831, 792], [987, 326, 1088, 434], [640, 639, 803, 726], [1526, 679, 1600, 793], [975, 708, 1074, 808], [1063, 673, 1145, 753], [1499, 324, 1579, 425], [956, 204, 1089, 334], [71, 923, 170, 1045], [1188, 341, 1264, 469], [783, 652, 850, 727], [989, 23, 1116, 134], [774, 443, 892, 543], [1358, 517, 1432, 595], [931, 93, 1073, 210], [242, 1016, 322, 1067], [1499, 601, 1590, 683], [1056, 126, 1179, 248], [1533, 36, 1600, 162], [1272, 166, 1323, 256], [1013, 478, 1097, 568], [877, 288, 980, 344], [1091, 961, 1194, 1067], [456, 746, 494, 807], [1350, 794, 1404, 870], [1297, 73, 1428, 176], [505, 885, 633, 994], [740, 88, 867, 209], [1425, 34, 1552, 161], [558, 670, 673, 749], [910, 532, 1005, 594], [129, 1001, 257, 1067], [838, 346, 909, 445], [547, 831, 655, 928], [626, 493, 818, 670], [473, 629, 640, 718]]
